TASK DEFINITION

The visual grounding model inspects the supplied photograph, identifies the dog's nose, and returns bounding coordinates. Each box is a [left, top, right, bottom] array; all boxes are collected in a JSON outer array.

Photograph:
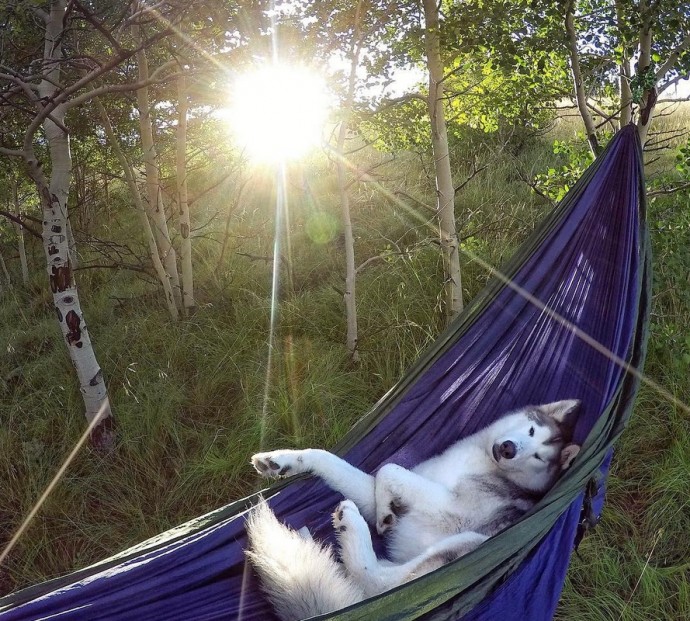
[[499, 440, 517, 459]]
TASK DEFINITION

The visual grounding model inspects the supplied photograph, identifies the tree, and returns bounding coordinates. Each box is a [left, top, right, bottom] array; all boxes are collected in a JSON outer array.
[[465, 0, 690, 154], [334, 1, 364, 363], [0, 0, 190, 446], [422, 0, 463, 318], [94, 97, 180, 320], [564, 0, 690, 151], [284, 0, 466, 322], [176, 69, 196, 315], [132, 20, 183, 312]]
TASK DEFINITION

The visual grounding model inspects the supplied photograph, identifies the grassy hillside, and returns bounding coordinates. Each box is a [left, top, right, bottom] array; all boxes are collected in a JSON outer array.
[[0, 107, 688, 619]]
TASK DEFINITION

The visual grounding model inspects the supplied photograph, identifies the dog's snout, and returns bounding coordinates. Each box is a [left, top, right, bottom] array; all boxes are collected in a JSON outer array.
[[499, 440, 517, 459]]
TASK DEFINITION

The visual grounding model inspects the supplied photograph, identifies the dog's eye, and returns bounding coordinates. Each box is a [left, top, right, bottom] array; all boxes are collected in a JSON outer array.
[[529, 426, 535, 437], [533, 453, 543, 461]]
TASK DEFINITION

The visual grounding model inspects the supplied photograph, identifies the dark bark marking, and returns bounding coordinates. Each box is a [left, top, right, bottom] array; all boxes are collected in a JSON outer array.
[[91, 413, 116, 452], [65, 309, 82, 345], [55, 306, 63, 322], [640, 87, 657, 126], [181, 222, 189, 238], [89, 369, 103, 387], [50, 264, 71, 292], [48, 245, 59, 255], [51, 224, 62, 233]]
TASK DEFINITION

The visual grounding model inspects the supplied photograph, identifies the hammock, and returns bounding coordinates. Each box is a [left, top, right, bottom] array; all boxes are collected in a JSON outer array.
[[0, 124, 650, 621]]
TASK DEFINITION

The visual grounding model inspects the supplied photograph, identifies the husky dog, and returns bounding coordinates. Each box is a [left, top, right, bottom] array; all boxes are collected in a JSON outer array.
[[247, 400, 581, 621]]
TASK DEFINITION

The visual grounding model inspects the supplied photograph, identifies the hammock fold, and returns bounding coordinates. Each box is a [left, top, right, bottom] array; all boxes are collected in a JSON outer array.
[[0, 124, 650, 621]]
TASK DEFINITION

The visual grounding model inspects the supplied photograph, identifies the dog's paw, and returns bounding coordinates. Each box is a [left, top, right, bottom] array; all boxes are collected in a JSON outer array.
[[376, 500, 401, 535], [332, 499, 363, 534], [251, 450, 304, 478]]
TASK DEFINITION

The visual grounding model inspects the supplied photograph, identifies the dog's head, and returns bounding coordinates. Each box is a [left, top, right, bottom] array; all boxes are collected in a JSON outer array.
[[488, 400, 581, 493]]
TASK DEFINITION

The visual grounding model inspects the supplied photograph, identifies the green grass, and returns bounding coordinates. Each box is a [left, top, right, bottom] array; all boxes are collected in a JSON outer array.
[[1, 105, 689, 620]]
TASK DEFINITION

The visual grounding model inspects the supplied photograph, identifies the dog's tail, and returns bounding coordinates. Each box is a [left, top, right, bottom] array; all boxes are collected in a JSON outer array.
[[245, 501, 364, 621]]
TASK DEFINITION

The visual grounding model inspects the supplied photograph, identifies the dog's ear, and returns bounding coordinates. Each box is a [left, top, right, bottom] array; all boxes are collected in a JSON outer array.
[[540, 399, 581, 425], [560, 443, 580, 470]]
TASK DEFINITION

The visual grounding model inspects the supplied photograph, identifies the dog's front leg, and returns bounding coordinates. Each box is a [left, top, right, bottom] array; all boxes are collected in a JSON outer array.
[[252, 449, 377, 522], [374, 464, 454, 535]]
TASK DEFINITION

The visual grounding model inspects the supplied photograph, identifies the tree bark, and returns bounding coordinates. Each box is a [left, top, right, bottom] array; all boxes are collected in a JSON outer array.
[[636, 0, 655, 145], [422, 0, 463, 320], [31, 0, 114, 448], [615, 1, 633, 127], [95, 98, 179, 320], [12, 178, 30, 284], [176, 71, 196, 315], [335, 0, 366, 363], [565, 1, 601, 156], [133, 23, 182, 311]]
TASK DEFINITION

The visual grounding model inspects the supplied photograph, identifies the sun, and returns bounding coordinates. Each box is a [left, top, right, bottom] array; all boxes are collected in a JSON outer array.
[[226, 63, 331, 163]]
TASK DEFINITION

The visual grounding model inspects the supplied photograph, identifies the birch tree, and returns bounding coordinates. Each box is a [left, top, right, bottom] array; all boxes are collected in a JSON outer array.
[[176, 69, 196, 315], [470, 0, 690, 155], [132, 22, 183, 312], [0, 173, 32, 285], [563, 0, 690, 153], [95, 98, 180, 320], [14, 0, 114, 447], [0, 0, 186, 446], [12, 177, 30, 285], [422, 0, 463, 319], [332, 0, 367, 363]]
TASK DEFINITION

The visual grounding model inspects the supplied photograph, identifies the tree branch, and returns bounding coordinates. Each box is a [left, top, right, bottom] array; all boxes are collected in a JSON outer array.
[[454, 159, 487, 194], [647, 181, 690, 197], [72, 0, 125, 56], [654, 33, 690, 83], [0, 211, 42, 238]]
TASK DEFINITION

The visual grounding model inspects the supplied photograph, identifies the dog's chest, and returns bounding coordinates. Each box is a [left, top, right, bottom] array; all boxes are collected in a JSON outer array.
[[412, 442, 487, 487]]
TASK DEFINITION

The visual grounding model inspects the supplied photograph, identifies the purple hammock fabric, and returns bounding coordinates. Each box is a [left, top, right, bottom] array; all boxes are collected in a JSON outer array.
[[0, 125, 649, 621]]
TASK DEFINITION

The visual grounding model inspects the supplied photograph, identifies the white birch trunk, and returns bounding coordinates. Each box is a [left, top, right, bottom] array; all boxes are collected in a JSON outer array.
[[176, 71, 196, 315], [133, 23, 182, 310], [336, 126, 359, 363], [636, 0, 655, 146], [12, 179, 30, 284], [565, 2, 601, 156], [95, 98, 179, 320], [422, 0, 463, 320], [619, 58, 633, 127], [615, 1, 633, 127], [30, 0, 114, 448], [13, 220, 29, 284], [335, 1, 365, 363]]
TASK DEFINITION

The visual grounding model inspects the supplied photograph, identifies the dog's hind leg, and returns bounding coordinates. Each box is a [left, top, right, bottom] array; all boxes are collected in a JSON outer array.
[[333, 500, 401, 597], [374, 464, 456, 535], [253, 449, 377, 522], [333, 502, 488, 597], [387, 531, 489, 584]]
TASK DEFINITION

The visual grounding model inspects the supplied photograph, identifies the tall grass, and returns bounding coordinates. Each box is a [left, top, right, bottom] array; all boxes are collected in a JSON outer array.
[[0, 105, 688, 621]]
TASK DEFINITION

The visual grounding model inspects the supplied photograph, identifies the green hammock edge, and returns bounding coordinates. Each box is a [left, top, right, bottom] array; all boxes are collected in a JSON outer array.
[[0, 130, 651, 619]]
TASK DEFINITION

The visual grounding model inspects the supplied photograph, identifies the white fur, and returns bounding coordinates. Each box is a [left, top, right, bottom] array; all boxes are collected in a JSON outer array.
[[246, 502, 364, 619], [246, 400, 580, 620]]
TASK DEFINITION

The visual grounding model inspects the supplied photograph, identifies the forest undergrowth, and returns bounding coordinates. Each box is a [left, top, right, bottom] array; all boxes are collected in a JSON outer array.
[[1, 107, 689, 620]]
